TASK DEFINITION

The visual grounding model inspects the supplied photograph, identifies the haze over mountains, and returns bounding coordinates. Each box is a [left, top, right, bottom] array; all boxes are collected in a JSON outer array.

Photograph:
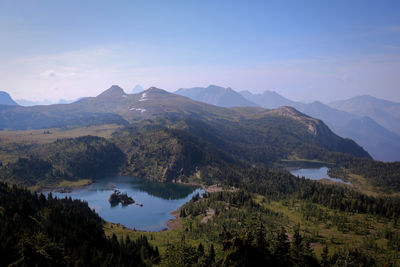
[[330, 95, 400, 136], [1, 85, 398, 161], [173, 85, 400, 162], [175, 85, 259, 108], [15, 99, 54, 106], [238, 91, 400, 162], [239, 90, 294, 109], [0, 85, 370, 162], [15, 98, 80, 106], [131, 84, 145, 94], [12, 85, 146, 106]]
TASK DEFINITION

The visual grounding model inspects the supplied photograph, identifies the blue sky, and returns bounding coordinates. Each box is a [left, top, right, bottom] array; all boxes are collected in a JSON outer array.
[[1, 0, 400, 102]]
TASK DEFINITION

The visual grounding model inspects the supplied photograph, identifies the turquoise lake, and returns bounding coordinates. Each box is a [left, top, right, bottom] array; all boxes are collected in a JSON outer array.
[[290, 167, 351, 184], [49, 176, 204, 231]]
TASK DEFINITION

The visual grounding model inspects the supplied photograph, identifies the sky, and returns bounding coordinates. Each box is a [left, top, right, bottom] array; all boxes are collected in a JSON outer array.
[[1, 0, 400, 103]]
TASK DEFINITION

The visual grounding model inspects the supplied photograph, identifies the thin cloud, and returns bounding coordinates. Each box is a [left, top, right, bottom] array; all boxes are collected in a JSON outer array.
[[2, 44, 400, 103], [40, 70, 56, 78]]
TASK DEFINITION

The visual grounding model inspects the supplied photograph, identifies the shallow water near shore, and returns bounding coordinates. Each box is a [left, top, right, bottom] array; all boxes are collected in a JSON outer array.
[[48, 176, 204, 231]]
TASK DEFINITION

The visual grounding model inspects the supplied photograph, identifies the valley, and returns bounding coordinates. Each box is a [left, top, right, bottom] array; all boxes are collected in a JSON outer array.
[[0, 86, 399, 266], [2, 2, 400, 265]]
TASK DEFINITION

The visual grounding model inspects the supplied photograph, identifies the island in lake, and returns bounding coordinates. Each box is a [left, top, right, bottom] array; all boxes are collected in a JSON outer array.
[[109, 190, 135, 206]]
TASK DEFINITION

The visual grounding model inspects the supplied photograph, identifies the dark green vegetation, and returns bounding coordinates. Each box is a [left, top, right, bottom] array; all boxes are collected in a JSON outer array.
[[176, 190, 399, 266], [1, 86, 400, 266], [114, 112, 369, 183], [0, 136, 125, 187], [329, 159, 400, 194], [109, 190, 135, 206], [114, 188, 399, 266], [0, 181, 160, 266]]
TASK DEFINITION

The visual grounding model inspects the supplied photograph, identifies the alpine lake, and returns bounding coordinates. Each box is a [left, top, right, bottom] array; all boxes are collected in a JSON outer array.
[[48, 176, 204, 231], [288, 162, 351, 185], [47, 164, 347, 232]]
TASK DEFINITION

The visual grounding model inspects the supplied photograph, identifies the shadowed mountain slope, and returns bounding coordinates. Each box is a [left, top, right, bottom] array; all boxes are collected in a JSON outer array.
[[238, 90, 400, 161]]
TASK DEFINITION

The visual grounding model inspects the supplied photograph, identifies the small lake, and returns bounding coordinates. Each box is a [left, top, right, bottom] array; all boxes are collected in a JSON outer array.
[[48, 176, 204, 231], [290, 167, 351, 185]]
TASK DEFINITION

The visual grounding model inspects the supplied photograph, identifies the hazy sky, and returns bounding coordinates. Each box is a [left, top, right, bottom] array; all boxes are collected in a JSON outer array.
[[1, 0, 400, 102]]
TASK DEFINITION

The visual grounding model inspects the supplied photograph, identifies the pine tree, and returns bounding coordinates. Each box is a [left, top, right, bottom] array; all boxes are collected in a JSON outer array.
[[321, 245, 329, 267], [208, 244, 216, 265]]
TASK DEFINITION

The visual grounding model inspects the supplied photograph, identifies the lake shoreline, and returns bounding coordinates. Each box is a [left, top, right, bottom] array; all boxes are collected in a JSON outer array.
[[39, 178, 230, 233], [32, 179, 94, 193], [175, 181, 236, 193], [166, 210, 182, 230], [45, 176, 204, 232], [290, 166, 352, 185]]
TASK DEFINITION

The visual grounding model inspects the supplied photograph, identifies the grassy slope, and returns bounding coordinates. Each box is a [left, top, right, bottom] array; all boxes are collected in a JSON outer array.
[[104, 193, 400, 265], [259, 198, 399, 261], [28, 178, 93, 192], [0, 124, 121, 164]]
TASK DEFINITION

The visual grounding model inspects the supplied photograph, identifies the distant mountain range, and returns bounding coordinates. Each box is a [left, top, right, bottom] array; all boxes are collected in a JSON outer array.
[[330, 95, 400, 136], [0, 91, 18, 106], [131, 84, 144, 94], [15, 98, 80, 106], [1, 85, 397, 161], [171, 86, 400, 162], [175, 85, 259, 108], [13, 85, 145, 106], [237, 91, 400, 161], [0, 85, 369, 162], [15, 99, 54, 106], [239, 90, 294, 108]]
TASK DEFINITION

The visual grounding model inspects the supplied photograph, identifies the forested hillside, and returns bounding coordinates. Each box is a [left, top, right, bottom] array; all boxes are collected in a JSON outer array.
[[0, 181, 160, 266], [0, 136, 125, 187], [329, 159, 400, 194], [0, 105, 371, 188]]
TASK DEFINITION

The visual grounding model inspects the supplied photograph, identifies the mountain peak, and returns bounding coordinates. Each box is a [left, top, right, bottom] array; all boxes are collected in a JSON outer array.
[[131, 84, 144, 94], [267, 106, 322, 135], [144, 87, 171, 95], [261, 90, 281, 97], [207, 84, 224, 90], [0, 91, 19, 106], [273, 106, 306, 117], [240, 90, 294, 109], [97, 85, 125, 98], [175, 85, 258, 108]]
